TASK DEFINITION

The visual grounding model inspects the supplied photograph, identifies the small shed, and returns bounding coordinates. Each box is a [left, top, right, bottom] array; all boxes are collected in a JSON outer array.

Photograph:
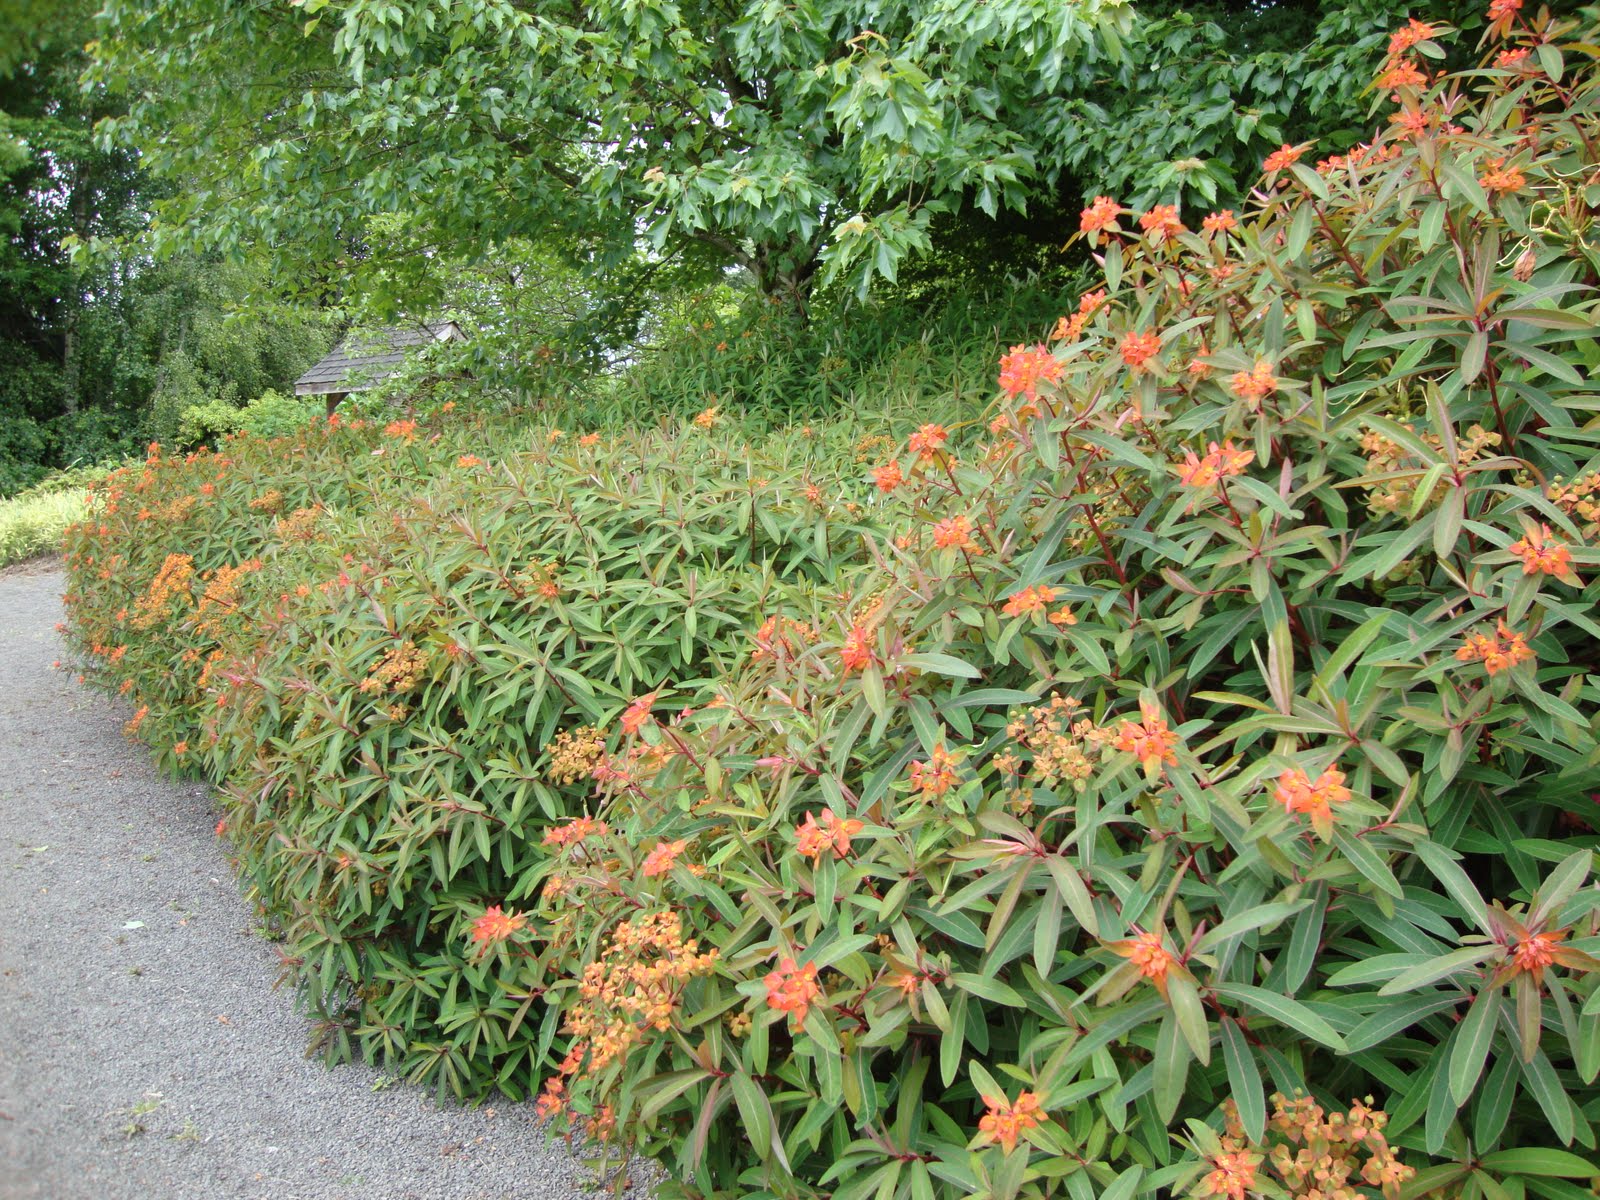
[[294, 320, 467, 414]]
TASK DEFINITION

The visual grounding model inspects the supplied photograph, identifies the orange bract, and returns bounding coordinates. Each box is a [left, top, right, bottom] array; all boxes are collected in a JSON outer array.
[[641, 838, 687, 877], [1196, 1149, 1262, 1200], [976, 1090, 1045, 1154], [1079, 195, 1124, 240], [1111, 699, 1180, 777], [1001, 584, 1058, 618], [1174, 440, 1254, 489], [470, 904, 527, 948], [997, 344, 1064, 399], [840, 623, 875, 672], [932, 514, 978, 552], [1275, 765, 1351, 840], [1509, 524, 1580, 583], [621, 692, 658, 736], [1138, 205, 1186, 244], [795, 809, 864, 860], [908, 423, 950, 461], [1230, 360, 1278, 404], [1511, 928, 1566, 974], [872, 461, 903, 493], [1110, 929, 1176, 997], [909, 744, 963, 798], [1119, 330, 1163, 370], [1262, 143, 1304, 172], [764, 957, 823, 1025]]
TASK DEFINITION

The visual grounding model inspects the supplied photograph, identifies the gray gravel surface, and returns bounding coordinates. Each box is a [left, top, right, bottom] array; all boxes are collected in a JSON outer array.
[[0, 565, 621, 1200]]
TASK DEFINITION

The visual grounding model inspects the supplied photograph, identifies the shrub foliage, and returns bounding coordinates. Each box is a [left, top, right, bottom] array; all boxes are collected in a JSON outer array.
[[64, 10, 1600, 1200]]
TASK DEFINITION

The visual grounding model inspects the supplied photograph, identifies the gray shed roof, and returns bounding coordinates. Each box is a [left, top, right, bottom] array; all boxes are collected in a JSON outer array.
[[294, 320, 465, 396]]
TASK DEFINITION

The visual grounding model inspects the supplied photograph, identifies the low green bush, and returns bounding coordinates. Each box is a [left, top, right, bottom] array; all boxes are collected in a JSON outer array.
[[0, 485, 89, 567]]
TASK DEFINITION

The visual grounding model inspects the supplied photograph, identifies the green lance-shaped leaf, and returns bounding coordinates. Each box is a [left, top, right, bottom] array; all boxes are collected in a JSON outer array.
[[1412, 840, 1493, 933], [1479, 1148, 1600, 1177], [1449, 984, 1502, 1107], [1220, 1016, 1267, 1143], [1212, 983, 1349, 1051]]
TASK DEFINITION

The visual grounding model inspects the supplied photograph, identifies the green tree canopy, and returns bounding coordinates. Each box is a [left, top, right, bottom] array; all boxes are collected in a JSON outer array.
[[91, 0, 1495, 319]]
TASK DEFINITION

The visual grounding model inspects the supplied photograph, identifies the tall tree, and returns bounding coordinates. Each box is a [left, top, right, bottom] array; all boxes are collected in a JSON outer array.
[[88, 1, 1495, 328], [92, 0, 1134, 311]]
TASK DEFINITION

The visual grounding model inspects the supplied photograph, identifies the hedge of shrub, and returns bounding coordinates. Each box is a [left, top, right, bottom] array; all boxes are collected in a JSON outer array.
[[62, 410, 892, 1096], [63, 10, 1600, 1200]]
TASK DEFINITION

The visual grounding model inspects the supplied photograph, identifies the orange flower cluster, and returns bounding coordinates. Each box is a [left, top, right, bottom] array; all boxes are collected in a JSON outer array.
[[564, 911, 720, 1071], [1110, 929, 1176, 996], [273, 505, 324, 543], [131, 553, 195, 630], [641, 838, 688, 877], [932, 514, 978, 552], [909, 744, 963, 798], [840, 623, 875, 672], [1194, 1148, 1263, 1200], [1511, 928, 1567, 974], [1377, 55, 1429, 91], [1479, 156, 1526, 194], [1275, 764, 1351, 840], [750, 614, 819, 662], [543, 815, 609, 849], [620, 691, 658, 736], [359, 640, 428, 695], [1174, 440, 1254, 489], [1005, 694, 1103, 791], [469, 904, 527, 949], [545, 725, 606, 785], [193, 559, 262, 638], [456, 454, 484, 469], [124, 703, 150, 737], [1111, 699, 1180, 778], [764, 956, 823, 1025], [1079, 195, 1124, 241], [384, 419, 418, 442], [1509, 524, 1580, 584], [1120, 330, 1163, 370], [1050, 290, 1108, 343], [693, 405, 721, 429], [1230, 360, 1278, 404], [1488, 0, 1522, 38], [517, 559, 562, 601], [1262, 143, 1305, 173], [534, 1076, 565, 1120], [976, 1090, 1045, 1154], [1387, 17, 1437, 56], [1455, 620, 1534, 676], [1548, 471, 1600, 539], [872, 461, 903, 493], [1359, 422, 1499, 516], [1138, 205, 1187, 245], [247, 489, 284, 513], [998, 343, 1064, 399], [1201, 211, 1238, 235], [1001, 583, 1058, 618], [908, 423, 949, 461], [795, 809, 864, 860], [1248, 1094, 1413, 1200]]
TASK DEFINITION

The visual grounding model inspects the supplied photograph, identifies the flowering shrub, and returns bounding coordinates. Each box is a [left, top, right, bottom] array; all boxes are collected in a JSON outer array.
[[62, 9, 1600, 1200], [61, 413, 887, 1095], [507, 11, 1600, 1200]]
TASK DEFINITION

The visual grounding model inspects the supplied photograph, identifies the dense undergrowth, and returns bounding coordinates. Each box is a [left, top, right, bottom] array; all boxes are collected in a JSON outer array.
[[62, 10, 1600, 1200]]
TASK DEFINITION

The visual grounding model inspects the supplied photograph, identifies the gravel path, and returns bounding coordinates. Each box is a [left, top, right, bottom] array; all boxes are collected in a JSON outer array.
[[0, 565, 611, 1200]]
